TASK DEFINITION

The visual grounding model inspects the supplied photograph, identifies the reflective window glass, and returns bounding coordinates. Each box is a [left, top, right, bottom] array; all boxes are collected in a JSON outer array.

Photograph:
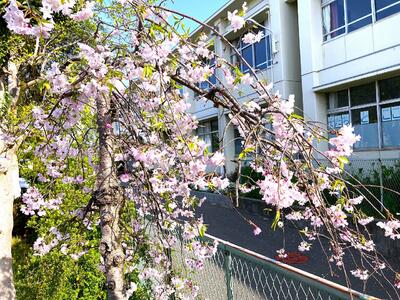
[[322, 0, 345, 40], [346, 0, 372, 23], [352, 107, 379, 149], [241, 46, 253, 73], [379, 76, 400, 101], [254, 37, 267, 68], [381, 103, 400, 147], [375, 0, 400, 20], [350, 83, 376, 106]]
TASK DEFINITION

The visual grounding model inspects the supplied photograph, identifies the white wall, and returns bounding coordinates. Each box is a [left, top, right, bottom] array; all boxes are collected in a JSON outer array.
[[297, 0, 400, 159], [298, 0, 400, 91], [297, 0, 325, 124]]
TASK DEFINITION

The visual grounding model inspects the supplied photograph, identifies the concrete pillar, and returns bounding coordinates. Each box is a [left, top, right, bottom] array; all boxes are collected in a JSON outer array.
[[297, 0, 328, 151], [213, 20, 238, 176]]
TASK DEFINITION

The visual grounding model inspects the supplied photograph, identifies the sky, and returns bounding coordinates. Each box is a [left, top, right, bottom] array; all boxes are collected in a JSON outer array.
[[164, 0, 229, 33]]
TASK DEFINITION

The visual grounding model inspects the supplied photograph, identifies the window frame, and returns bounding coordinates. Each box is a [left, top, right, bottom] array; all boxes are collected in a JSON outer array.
[[231, 29, 273, 73], [199, 57, 217, 90], [197, 118, 220, 153], [322, 0, 347, 41], [234, 126, 244, 156], [322, 0, 400, 42], [327, 77, 400, 150], [346, 0, 373, 33], [375, 0, 400, 20]]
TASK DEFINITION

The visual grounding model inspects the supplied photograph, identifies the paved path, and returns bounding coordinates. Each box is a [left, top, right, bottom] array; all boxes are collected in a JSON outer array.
[[195, 198, 400, 299]]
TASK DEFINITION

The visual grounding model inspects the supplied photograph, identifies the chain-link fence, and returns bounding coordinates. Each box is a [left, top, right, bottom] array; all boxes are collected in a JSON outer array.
[[344, 159, 400, 215], [171, 233, 374, 300], [317, 159, 400, 215]]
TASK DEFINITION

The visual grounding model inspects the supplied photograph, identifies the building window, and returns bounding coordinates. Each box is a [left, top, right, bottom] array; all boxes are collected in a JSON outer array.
[[197, 119, 219, 153], [346, 0, 372, 32], [349, 82, 376, 106], [379, 75, 400, 147], [328, 112, 350, 141], [234, 127, 244, 155], [322, 0, 346, 41], [351, 106, 379, 149], [322, 0, 400, 41], [375, 0, 400, 20], [199, 57, 217, 90], [328, 89, 349, 109], [231, 29, 273, 73], [381, 103, 400, 147], [327, 75, 400, 149], [379, 75, 400, 100]]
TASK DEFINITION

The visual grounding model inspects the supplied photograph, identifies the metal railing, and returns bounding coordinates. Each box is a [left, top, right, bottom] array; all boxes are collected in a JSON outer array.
[[318, 158, 400, 214], [180, 234, 376, 300], [346, 159, 400, 214]]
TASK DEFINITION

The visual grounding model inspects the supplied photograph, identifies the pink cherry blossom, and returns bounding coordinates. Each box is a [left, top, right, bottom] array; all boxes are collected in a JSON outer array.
[[227, 10, 245, 32], [258, 174, 307, 209], [327, 125, 361, 158], [211, 177, 229, 190], [242, 31, 264, 44], [276, 248, 287, 259], [209, 152, 224, 166], [351, 269, 369, 281], [349, 195, 363, 205], [298, 241, 311, 252], [358, 217, 374, 226], [3, 0, 33, 35], [119, 174, 131, 183], [241, 73, 254, 85], [253, 225, 262, 235], [377, 220, 400, 239], [70, 2, 94, 21], [327, 204, 348, 228]]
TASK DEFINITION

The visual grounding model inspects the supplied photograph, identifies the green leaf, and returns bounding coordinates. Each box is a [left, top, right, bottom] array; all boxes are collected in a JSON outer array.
[[152, 24, 165, 33], [289, 113, 304, 120], [337, 156, 349, 169], [199, 224, 207, 237], [188, 141, 196, 151], [235, 67, 242, 76], [332, 179, 345, 192], [271, 210, 281, 230], [38, 81, 50, 92], [143, 65, 154, 78]]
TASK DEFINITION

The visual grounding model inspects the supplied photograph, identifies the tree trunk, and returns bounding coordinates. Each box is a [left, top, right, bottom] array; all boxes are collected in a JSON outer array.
[[95, 94, 125, 300], [0, 144, 19, 300], [0, 60, 21, 300]]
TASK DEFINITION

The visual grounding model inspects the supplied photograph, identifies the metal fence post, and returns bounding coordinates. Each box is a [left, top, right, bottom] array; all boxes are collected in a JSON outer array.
[[378, 158, 384, 212], [224, 249, 234, 300]]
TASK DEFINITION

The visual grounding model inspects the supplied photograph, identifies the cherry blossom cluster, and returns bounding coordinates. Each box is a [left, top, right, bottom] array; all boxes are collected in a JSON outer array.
[[4, 0, 93, 38], [20, 187, 62, 216], [3, 0, 400, 297]]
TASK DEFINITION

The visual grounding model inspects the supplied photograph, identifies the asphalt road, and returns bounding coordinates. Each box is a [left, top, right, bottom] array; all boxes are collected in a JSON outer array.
[[195, 198, 400, 299]]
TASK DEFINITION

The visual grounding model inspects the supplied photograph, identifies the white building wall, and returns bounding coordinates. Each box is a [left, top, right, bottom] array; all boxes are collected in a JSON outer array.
[[271, 0, 303, 111], [297, 0, 400, 159], [187, 0, 303, 174]]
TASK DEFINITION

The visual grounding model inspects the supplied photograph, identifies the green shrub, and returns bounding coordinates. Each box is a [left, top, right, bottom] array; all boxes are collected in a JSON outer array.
[[346, 160, 400, 218], [13, 238, 107, 300], [227, 166, 264, 200]]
